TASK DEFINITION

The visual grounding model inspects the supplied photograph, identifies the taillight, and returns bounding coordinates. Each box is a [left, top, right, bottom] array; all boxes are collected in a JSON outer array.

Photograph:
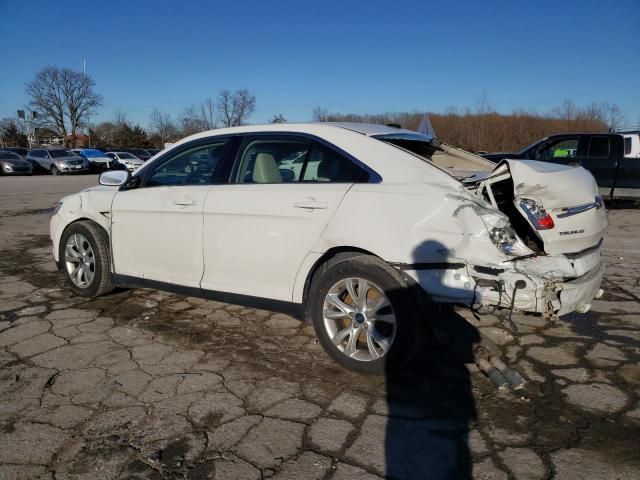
[[519, 199, 554, 230]]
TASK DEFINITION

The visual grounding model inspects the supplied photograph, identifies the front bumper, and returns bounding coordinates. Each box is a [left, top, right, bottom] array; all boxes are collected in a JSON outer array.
[[1, 164, 32, 174], [50, 212, 63, 264], [58, 163, 89, 173], [404, 257, 605, 317]]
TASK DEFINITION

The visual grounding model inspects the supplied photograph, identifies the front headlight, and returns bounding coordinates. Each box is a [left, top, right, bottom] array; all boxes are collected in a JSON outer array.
[[1, 162, 12, 171], [52, 202, 63, 215]]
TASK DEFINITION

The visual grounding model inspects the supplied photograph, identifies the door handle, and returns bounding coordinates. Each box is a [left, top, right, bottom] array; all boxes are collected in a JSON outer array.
[[293, 198, 328, 210], [173, 196, 197, 206]]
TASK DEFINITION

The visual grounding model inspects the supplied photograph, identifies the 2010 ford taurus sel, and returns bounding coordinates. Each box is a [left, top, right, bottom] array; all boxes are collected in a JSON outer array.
[[50, 123, 607, 373]]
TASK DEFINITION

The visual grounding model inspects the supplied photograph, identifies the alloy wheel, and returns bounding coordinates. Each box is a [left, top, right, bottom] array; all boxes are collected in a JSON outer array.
[[322, 277, 396, 362], [64, 233, 96, 288]]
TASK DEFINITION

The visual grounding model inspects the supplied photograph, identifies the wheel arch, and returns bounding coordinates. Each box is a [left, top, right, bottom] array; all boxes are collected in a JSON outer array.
[[56, 217, 111, 268], [299, 246, 381, 321]]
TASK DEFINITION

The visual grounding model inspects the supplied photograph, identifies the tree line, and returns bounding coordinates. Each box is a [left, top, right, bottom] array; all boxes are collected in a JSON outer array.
[[312, 97, 626, 153], [0, 65, 629, 153]]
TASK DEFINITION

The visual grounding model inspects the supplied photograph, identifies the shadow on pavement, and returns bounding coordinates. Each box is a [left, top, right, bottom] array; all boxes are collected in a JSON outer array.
[[384, 240, 481, 479]]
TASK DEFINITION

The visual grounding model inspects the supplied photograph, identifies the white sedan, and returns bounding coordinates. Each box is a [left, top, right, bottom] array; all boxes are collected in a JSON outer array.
[[50, 123, 607, 373], [105, 151, 144, 171]]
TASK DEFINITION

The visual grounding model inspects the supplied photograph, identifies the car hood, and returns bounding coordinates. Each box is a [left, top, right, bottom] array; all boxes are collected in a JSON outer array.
[[87, 156, 112, 163], [53, 155, 85, 162], [1, 159, 31, 167]]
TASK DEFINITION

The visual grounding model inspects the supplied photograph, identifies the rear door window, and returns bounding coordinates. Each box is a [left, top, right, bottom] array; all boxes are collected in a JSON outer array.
[[302, 142, 368, 182], [234, 137, 311, 183], [588, 136, 610, 158]]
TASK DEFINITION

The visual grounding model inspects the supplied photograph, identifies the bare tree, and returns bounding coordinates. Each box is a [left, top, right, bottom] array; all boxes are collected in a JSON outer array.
[[311, 106, 329, 122], [150, 108, 176, 144], [216, 89, 256, 127], [552, 99, 578, 123], [179, 105, 208, 136], [199, 98, 216, 130], [25, 66, 102, 147], [269, 114, 286, 123], [602, 102, 625, 132], [114, 109, 128, 127]]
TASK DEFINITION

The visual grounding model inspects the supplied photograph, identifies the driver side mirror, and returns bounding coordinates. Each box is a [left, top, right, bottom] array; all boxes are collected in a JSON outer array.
[[99, 169, 130, 186]]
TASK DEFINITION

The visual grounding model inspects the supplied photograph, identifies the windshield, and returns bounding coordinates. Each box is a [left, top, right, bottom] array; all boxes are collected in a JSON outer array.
[[82, 149, 106, 158], [4, 148, 28, 156], [117, 153, 137, 159], [49, 150, 73, 158], [0, 152, 21, 160]]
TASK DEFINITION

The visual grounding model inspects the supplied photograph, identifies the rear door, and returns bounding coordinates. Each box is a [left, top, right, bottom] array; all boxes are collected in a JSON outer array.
[[579, 135, 619, 197], [201, 135, 368, 302], [110, 138, 232, 287]]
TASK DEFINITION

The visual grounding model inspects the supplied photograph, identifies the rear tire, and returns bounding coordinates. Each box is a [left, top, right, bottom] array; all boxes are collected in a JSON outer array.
[[59, 221, 115, 297], [309, 254, 424, 374]]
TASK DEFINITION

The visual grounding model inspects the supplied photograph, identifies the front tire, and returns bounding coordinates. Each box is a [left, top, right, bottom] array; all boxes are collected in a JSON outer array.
[[59, 221, 115, 297], [309, 255, 423, 374], [51, 165, 60, 175]]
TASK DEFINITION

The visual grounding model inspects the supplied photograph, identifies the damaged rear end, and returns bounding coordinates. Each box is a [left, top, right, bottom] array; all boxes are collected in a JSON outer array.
[[460, 159, 607, 317]]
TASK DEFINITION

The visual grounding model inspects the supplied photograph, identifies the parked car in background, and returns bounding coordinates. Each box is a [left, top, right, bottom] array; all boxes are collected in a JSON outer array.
[[121, 148, 152, 161], [27, 148, 90, 175], [105, 151, 144, 171], [621, 131, 640, 159], [481, 133, 640, 200], [71, 148, 116, 171], [0, 151, 33, 175], [50, 123, 607, 374], [0, 147, 29, 157], [145, 148, 161, 157]]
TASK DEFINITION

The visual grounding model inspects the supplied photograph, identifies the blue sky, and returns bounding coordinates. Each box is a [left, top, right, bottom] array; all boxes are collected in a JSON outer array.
[[1, 0, 639, 128]]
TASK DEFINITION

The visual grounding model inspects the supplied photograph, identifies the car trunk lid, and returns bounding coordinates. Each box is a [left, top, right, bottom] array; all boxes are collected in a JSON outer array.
[[474, 160, 607, 255]]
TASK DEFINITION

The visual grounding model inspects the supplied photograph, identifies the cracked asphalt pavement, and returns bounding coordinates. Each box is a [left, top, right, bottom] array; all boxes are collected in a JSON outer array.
[[1, 176, 639, 479]]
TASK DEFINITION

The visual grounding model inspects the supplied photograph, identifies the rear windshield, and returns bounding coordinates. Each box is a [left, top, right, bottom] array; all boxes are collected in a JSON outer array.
[[371, 133, 439, 160]]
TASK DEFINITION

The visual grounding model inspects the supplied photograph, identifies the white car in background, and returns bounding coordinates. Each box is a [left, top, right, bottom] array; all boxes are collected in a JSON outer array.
[[50, 123, 607, 373], [105, 151, 144, 171]]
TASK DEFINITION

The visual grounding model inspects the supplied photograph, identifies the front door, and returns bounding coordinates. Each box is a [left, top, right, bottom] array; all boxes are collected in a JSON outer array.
[[110, 139, 232, 287]]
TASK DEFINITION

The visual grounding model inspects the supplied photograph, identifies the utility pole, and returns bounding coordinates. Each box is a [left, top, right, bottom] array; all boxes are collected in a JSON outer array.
[[82, 58, 90, 147]]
